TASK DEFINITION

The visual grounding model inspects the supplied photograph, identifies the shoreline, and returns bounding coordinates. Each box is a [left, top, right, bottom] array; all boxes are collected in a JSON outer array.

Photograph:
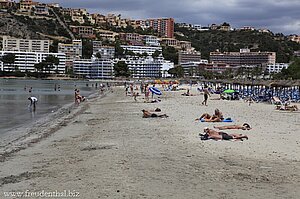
[[0, 88, 110, 162]]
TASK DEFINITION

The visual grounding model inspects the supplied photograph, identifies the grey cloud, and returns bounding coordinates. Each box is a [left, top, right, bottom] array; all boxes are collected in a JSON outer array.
[[41, 0, 300, 34]]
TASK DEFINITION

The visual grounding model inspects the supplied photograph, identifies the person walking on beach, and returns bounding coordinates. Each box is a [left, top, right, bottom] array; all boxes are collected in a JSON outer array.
[[28, 96, 38, 111], [202, 85, 211, 106]]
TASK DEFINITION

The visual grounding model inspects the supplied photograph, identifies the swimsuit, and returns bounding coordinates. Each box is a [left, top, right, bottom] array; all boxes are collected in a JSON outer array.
[[204, 93, 208, 100], [221, 132, 233, 140]]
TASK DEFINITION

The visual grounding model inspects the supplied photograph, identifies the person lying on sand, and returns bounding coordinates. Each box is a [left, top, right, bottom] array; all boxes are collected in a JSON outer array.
[[181, 89, 196, 96], [142, 109, 168, 118], [214, 123, 251, 130], [148, 108, 162, 112], [195, 108, 224, 122], [199, 127, 248, 141], [276, 104, 299, 111], [144, 99, 161, 103]]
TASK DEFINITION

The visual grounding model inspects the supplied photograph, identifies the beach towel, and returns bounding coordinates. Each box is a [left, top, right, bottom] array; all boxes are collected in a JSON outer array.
[[200, 118, 233, 122]]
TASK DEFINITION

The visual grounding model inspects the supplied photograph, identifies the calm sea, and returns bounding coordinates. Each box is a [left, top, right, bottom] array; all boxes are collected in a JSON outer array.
[[0, 79, 101, 136]]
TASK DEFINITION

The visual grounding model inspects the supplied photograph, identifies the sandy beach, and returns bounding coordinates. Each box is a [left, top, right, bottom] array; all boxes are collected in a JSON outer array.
[[0, 86, 299, 199]]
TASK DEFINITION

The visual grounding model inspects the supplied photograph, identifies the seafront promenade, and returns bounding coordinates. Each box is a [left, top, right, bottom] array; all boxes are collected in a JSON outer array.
[[0, 86, 299, 199]]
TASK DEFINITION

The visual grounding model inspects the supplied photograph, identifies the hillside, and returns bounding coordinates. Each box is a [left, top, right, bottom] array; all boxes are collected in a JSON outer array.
[[0, 12, 70, 41], [175, 25, 300, 63]]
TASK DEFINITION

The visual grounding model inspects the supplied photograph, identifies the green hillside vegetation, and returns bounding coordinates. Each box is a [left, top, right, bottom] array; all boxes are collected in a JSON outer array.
[[274, 58, 300, 79], [175, 24, 300, 63]]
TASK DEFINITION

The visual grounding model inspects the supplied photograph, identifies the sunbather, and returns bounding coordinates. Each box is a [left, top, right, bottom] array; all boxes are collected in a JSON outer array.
[[276, 104, 298, 111], [200, 127, 248, 141], [142, 109, 168, 118], [181, 89, 195, 96], [214, 123, 251, 130], [195, 108, 224, 122]]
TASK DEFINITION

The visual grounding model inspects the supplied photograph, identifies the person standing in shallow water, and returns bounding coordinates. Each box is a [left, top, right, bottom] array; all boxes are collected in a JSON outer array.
[[28, 96, 38, 111], [202, 85, 211, 106]]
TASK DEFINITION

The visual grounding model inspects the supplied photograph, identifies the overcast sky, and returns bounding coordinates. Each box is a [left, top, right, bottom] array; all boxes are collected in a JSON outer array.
[[42, 0, 300, 35]]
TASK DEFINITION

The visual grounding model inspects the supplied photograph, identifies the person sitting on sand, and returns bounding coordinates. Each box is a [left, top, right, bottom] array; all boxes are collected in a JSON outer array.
[[196, 108, 224, 122], [181, 89, 195, 96], [199, 127, 248, 141], [214, 123, 251, 130], [142, 109, 168, 118], [75, 89, 85, 104]]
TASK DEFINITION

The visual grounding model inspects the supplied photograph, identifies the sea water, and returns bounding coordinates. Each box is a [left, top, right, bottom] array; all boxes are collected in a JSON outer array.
[[0, 79, 100, 136]]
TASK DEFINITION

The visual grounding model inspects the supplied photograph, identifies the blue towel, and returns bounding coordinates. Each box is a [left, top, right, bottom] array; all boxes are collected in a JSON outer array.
[[200, 118, 233, 122]]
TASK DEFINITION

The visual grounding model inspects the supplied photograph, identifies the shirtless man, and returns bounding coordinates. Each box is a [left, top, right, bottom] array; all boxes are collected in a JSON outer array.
[[142, 110, 168, 118], [200, 127, 248, 141], [214, 123, 251, 130]]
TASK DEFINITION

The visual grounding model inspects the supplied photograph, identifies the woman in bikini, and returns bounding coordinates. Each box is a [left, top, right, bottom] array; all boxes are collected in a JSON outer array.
[[214, 123, 251, 130]]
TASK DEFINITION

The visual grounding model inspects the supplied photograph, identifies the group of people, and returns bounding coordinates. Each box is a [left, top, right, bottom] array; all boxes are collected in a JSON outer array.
[[75, 89, 85, 105], [196, 108, 224, 122], [195, 108, 251, 141]]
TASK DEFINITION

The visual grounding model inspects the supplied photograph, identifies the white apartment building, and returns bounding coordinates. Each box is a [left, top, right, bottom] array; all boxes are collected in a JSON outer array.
[[2, 36, 50, 53], [92, 41, 102, 54], [58, 40, 82, 65], [143, 35, 160, 47], [73, 58, 114, 79], [0, 51, 66, 73], [161, 61, 174, 77], [95, 29, 119, 42], [181, 60, 209, 76], [116, 57, 166, 78], [266, 63, 289, 73], [120, 45, 162, 56], [93, 46, 115, 59]]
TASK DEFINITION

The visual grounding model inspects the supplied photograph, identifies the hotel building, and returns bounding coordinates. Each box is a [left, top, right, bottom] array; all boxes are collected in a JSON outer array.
[[2, 36, 50, 53], [73, 58, 114, 79], [134, 18, 174, 38], [210, 49, 276, 66], [178, 51, 201, 64], [266, 63, 289, 74], [0, 51, 66, 73], [58, 40, 82, 67], [120, 45, 162, 56]]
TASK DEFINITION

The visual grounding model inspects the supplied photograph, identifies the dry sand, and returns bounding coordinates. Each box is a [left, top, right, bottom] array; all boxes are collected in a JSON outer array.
[[0, 86, 299, 199]]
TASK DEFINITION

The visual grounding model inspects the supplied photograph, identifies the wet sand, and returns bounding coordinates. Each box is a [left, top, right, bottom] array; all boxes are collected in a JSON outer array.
[[0, 86, 299, 199]]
